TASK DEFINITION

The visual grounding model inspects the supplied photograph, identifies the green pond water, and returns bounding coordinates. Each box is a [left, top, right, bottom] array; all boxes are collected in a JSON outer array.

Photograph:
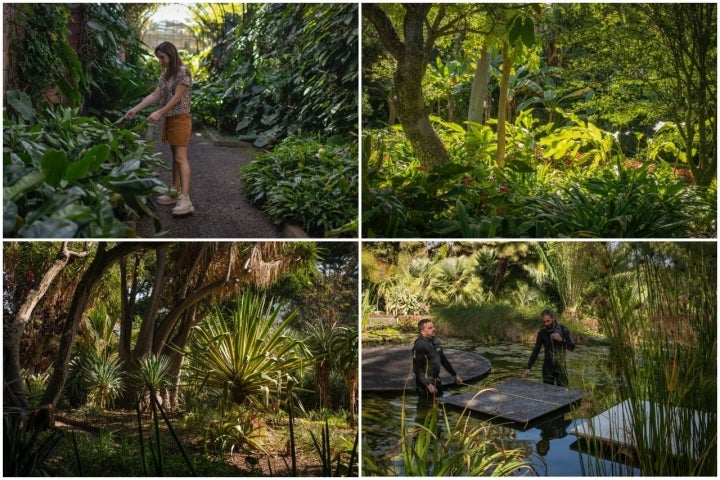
[[362, 337, 641, 476]]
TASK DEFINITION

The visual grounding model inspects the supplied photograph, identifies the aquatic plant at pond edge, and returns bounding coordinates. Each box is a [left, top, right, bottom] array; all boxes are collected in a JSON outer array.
[[363, 389, 536, 476], [588, 243, 716, 475]]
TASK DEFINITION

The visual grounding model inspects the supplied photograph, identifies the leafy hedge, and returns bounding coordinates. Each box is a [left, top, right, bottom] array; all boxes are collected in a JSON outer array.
[[4, 91, 165, 238], [193, 3, 358, 147], [241, 136, 358, 237]]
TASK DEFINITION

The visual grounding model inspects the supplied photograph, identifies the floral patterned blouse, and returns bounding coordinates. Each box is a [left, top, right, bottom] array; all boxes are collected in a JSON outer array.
[[158, 65, 191, 116]]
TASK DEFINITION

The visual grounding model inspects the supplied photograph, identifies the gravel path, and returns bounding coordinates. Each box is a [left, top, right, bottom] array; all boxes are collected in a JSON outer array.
[[136, 125, 282, 238]]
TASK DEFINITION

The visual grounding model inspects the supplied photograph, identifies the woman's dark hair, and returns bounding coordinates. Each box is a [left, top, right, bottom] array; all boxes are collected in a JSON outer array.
[[155, 41, 182, 79]]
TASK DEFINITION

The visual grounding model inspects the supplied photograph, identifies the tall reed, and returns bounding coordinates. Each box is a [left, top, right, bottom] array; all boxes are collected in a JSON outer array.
[[590, 242, 716, 475]]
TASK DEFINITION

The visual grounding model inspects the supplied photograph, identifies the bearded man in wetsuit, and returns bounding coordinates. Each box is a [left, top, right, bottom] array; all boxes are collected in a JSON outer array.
[[412, 318, 462, 399], [523, 309, 575, 386]]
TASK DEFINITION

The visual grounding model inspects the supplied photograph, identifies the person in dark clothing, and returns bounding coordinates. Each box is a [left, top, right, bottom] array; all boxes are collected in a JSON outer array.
[[412, 319, 462, 400], [523, 309, 575, 386]]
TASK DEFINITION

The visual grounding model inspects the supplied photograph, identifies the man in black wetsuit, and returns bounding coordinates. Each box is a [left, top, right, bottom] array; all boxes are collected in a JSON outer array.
[[413, 318, 462, 399], [523, 309, 575, 386]]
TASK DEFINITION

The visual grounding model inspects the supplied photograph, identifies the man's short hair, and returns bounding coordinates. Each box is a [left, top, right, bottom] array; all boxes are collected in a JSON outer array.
[[418, 318, 432, 331]]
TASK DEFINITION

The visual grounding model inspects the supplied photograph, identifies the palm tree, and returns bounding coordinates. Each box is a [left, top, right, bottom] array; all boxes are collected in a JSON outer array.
[[425, 256, 485, 307], [535, 242, 592, 318], [304, 321, 339, 410]]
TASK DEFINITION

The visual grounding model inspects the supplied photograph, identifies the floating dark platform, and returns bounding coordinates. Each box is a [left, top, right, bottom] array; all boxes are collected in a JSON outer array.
[[362, 344, 491, 392], [439, 378, 584, 425]]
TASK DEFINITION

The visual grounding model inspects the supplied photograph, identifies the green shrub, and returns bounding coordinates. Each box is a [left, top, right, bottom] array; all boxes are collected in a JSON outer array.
[[241, 136, 358, 237], [3, 92, 166, 238], [526, 163, 711, 237], [432, 302, 541, 342]]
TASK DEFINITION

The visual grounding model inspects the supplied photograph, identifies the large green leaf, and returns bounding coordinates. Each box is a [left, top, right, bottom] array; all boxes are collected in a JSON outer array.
[[5, 90, 36, 121], [18, 218, 79, 238], [41, 150, 68, 188], [3, 170, 45, 202], [65, 144, 110, 183]]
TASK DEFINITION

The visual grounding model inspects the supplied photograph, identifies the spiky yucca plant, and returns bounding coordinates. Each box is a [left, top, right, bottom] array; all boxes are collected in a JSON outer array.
[[82, 355, 124, 409], [185, 291, 308, 409]]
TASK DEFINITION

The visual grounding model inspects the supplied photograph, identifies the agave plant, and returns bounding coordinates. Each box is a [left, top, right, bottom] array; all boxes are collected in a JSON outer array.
[[134, 354, 172, 392], [185, 290, 308, 410], [82, 355, 124, 409]]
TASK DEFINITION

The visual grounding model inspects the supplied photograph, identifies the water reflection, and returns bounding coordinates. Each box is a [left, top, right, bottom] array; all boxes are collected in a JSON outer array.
[[362, 339, 641, 476]]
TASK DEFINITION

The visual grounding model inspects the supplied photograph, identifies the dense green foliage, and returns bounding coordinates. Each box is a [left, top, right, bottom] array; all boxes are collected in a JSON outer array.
[[363, 113, 715, 238], [193, 3, 358, 147], [4, 4, 156, 114], [363, 3, 716, 236], [241, 136, 358, 237], [3, 92, 164, 238], [77, 4, 159, 115]]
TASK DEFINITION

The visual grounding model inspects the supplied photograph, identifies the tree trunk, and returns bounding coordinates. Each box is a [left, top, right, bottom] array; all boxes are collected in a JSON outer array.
[[386, 90, 397, 125], [496, 41, 511, 168], [163, 306, 200, 411], [34, 242, 164, 429], [315, 360, 332, 410], [131, 247, 169, 360], [346, 374, 358, 428], [4, 242, 90, 408], [363, 4, 451, 168], [467, 45, 492, 126], [118, 254, 140, 368], [492, 257, 509, 297]]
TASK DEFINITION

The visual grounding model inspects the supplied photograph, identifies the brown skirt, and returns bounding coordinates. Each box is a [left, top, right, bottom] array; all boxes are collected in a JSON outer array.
[[161, 113, 191, 146]]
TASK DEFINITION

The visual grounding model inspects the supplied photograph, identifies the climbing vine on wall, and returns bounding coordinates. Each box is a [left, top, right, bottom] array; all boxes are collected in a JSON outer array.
[[4, 3, 85, 107]]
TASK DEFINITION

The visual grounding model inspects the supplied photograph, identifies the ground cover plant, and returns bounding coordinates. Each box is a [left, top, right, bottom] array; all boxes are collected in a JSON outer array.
[[362, 4, 716, 238], [3, 241, 358, 476], [241, 136, 358, 237]]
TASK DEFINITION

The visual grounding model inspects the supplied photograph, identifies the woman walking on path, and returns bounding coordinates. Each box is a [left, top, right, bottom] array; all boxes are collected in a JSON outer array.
[[126, 41, 194, 215]]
